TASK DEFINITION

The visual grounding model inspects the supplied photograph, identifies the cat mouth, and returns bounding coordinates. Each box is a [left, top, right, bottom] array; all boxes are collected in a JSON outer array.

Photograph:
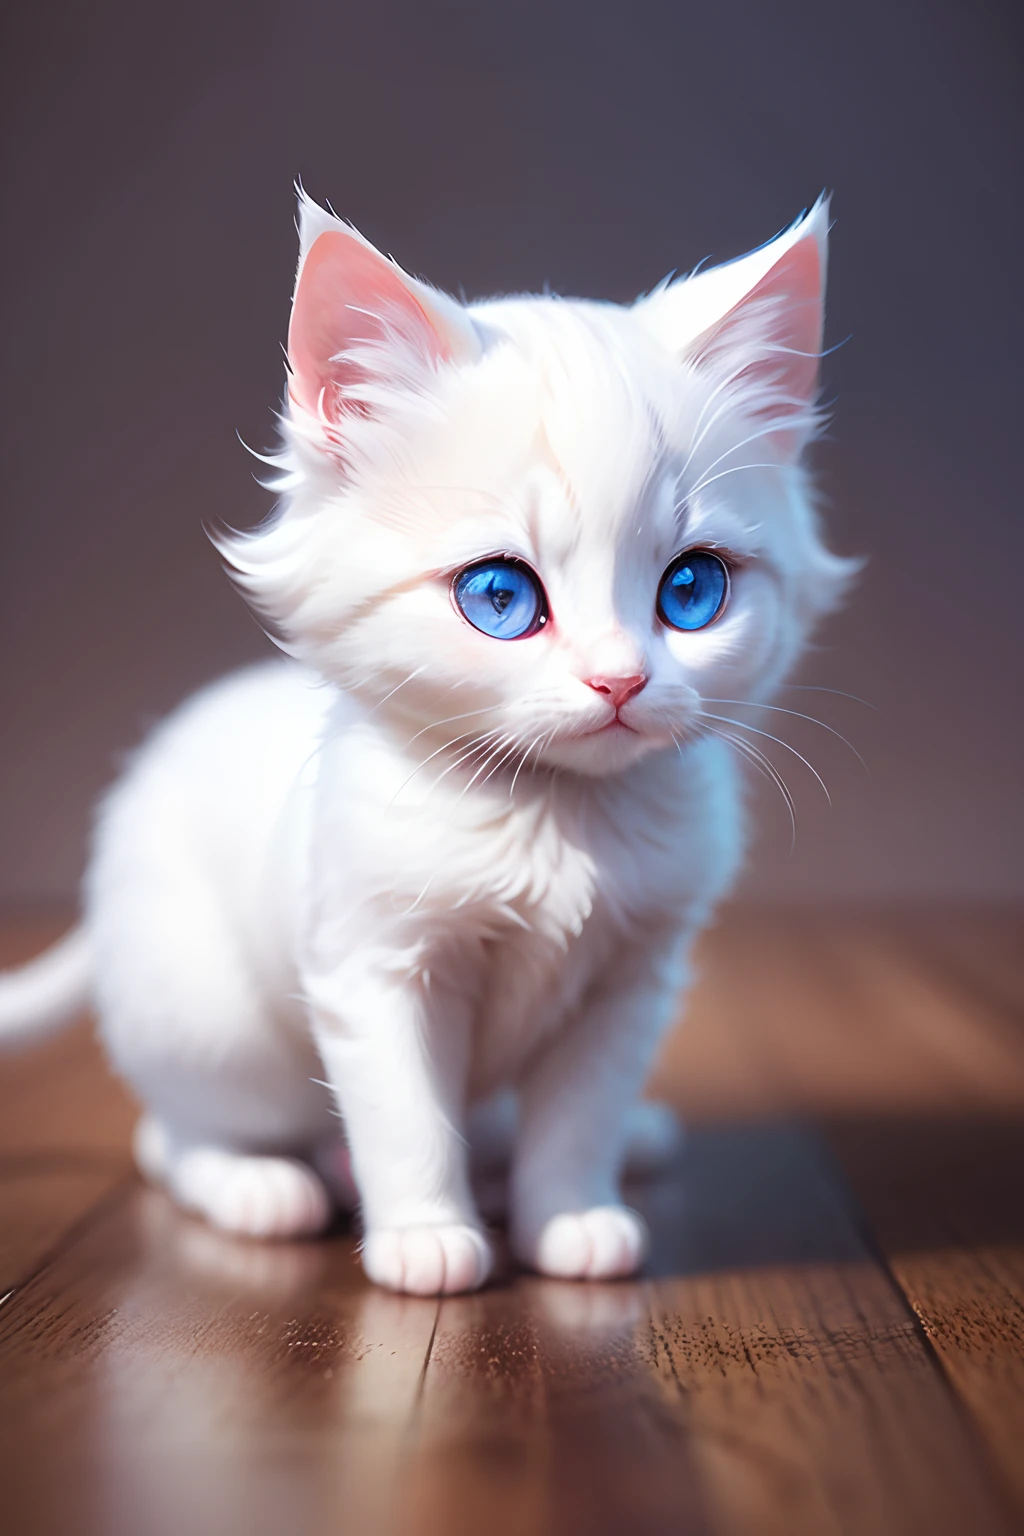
[[588, 716, 638, 737]]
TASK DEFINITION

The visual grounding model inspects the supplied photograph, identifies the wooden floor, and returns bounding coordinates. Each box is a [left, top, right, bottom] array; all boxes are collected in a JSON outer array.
[[1, 912, 1023, 1536]]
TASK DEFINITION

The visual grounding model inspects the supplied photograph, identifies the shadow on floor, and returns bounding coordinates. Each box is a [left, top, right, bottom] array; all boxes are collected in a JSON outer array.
[[633, 1112, 1024, 1278], [822, 1112, 1024, 1253]]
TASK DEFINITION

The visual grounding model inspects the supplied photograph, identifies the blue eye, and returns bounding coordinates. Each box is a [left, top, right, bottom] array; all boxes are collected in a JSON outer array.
[[657, 551, 730, 631], [452, 559, 547, 640]]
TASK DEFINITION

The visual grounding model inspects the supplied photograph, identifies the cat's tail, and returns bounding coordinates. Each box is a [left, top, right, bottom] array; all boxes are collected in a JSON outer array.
[[0, 926, 93, 1049]]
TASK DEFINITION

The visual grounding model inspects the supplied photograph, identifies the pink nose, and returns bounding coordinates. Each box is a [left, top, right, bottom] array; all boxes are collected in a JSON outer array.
[[585, 673, 648, 709]]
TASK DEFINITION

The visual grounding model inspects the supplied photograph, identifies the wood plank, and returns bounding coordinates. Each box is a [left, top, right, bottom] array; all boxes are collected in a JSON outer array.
[[647, 1261, 995, 1536], [0, 1186, 439, 1536], [0, 1020, 137, 1159], [819, 918, 1024, 1108], [1, 1123, 1012, 1535], [401, 1277, 710, 1536], [2, 912, 1022, 1534], [0, 1157, 127, 1296], [812, 919, 1024, 1523], [0, 915, 135, 1155], [830, 1114, 1024, 1522], [656, 912, 1024, 1120], [884, 909, 1024, 1030], [0, 919, 138, 1159], [665, 913, 1024, 1525], [0, 919, 135, 1294], [392, 1124, 1013, 1536]]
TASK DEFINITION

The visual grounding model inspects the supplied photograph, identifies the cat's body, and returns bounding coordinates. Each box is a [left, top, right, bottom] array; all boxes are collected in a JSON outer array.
[[0, 193, 853, 1293], [86, 657, 737, 1275]]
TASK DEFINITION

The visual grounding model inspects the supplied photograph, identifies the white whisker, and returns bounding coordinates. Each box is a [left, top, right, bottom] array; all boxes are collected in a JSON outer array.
[[699, 711, 831, 805], [399, 873, 436, 917], [366, 664, 428, 717], [459, 733, 521, 801], [702, 699, 869, 775], [474, 746, 521, 795], [405, 703, 500, 748], [782, 684, 877, 710], [509, 728, 554, 796], [676, 359, 764, 484], [428, 730, 508, 801], [686, 420, 793, 499], [682, 461, 782, 498], [388, 728, 492, 806], [697, 726, 798, 851], [404, 686, 567, 749]]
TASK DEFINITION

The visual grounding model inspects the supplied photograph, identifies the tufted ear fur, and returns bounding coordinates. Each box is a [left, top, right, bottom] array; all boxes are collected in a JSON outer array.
[[287, 190, 481, 432], [636, 198, 829, 457]]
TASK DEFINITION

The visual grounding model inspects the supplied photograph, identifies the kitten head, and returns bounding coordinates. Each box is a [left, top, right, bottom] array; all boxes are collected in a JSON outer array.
[[220, 191, 855, 779]]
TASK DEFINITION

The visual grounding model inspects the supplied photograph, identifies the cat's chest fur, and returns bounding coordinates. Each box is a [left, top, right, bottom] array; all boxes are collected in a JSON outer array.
[[303, 721, 737, 1093]]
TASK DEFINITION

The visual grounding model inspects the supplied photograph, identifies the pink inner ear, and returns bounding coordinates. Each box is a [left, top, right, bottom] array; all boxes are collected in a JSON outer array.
[[745, 235, 823, 406], [703, 233, 824, 447], [288, 230, 446, 420]]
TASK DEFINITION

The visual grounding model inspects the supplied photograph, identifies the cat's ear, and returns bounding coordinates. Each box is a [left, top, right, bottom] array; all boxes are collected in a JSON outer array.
[[287, 190, 480, 430], [636, 198, 829, 457]]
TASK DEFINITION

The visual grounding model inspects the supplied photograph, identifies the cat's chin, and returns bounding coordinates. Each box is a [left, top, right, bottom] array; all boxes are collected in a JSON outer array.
[[539, 725, 665, 778]]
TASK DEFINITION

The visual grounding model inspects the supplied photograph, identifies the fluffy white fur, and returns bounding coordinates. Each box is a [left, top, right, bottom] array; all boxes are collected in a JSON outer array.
[[0, 192, 854, 1294]]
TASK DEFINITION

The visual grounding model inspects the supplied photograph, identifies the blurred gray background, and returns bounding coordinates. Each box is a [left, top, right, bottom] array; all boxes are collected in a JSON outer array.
[[2, 0, 1022, 906]]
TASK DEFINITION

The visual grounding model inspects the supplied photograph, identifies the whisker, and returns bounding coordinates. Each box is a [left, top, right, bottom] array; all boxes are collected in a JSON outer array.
[[474, 747, 519, 794], [388, 728, 492, 806], [683, 461, 782, 498], [686, 421, 793, 500], [474, 735, 530, 797], [405, 703, 501, 747], [415, 733, 504, 810], [404, 687, 568, 748], [699, 711, 832, 805], [702, 699, 869, 775], [676, 360, 763, 483], [459, 733, 521, 800], [782, 684, 877, 710], [428, 730, 508, 799], [399, 873, 436, 917], [365, 664, 428, 718], [698, 726, 798, 851], [509, 728, 554, 796], [447, 728, 506, 772]]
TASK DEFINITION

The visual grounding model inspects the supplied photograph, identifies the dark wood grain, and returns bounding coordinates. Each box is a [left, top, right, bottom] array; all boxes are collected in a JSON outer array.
[[360, 1126, 1011, 1536], [2, 911, 1023, 1535], [655, 912, 1024, 1121], [0, 1157, 126, 1296], [817, 916, 1024, 1521], [0, 1186, 439, 1536], [2, 1123, 1014, 1536], [0, 923, 135, 1293], [0, 921, 137, 1160], [831, 1117, 1024, 1525], [660, 911, 1024, 1527]]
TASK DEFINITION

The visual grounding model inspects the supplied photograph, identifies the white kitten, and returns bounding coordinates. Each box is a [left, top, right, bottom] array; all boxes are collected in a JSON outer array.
[[0, 192, 854, 1294]]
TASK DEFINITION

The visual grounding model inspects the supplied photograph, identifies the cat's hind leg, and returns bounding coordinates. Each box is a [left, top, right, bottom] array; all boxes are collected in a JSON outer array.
[[623, 1100, 685, 1176], [165, 1143, 332, 1239], [466, 1092, 684, 1222], [133, 1114, 332, 1238], [89, 822, 339, 1240]]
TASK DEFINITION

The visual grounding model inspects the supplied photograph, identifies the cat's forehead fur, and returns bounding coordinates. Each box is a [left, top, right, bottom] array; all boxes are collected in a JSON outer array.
[[218, 193, 853, 776], [339, 292, 733, 577], [470, 299, 672, 545], [287, 188, 767, 564]]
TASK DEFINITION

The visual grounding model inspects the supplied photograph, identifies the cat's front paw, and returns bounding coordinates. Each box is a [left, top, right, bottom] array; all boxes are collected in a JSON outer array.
[[362, 1223, 493, 1295], [526, 1205, 648, 1280]]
